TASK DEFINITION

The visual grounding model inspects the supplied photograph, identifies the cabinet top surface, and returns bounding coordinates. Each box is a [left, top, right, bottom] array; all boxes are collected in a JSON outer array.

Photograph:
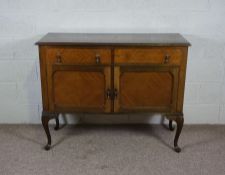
[[36, 33, 191, 46]]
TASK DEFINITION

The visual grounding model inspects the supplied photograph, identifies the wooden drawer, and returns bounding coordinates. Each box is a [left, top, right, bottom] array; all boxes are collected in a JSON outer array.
[[114, 47, 183, 65], [46, 47, 111, 65]]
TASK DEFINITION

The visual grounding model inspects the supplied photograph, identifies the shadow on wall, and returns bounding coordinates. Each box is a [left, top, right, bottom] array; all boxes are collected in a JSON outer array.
[[7, 33, 225, 124]]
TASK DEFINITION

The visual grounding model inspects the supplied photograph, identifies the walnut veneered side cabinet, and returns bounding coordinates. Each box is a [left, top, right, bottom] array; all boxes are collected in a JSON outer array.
[[36, 33, 191, 152]]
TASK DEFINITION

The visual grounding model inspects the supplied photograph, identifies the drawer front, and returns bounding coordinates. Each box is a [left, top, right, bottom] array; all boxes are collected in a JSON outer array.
[[114, 47, 183, 65], [46, 47, 111, 65]]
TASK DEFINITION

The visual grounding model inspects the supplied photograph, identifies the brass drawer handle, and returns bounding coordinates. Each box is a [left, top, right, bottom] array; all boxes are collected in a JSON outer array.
[[95, 54, 101, 64], [56, 53, 62, 63], [164, 54, 170, 64]]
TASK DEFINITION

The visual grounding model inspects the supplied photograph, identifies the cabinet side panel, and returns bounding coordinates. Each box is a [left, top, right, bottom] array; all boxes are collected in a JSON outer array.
[[176, 47, 188, 112], [39, 46, 49, 111]]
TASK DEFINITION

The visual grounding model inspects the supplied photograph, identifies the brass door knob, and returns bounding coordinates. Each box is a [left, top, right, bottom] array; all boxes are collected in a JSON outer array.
[[114, 89, 118, 98], [106, 89, 111, 99]]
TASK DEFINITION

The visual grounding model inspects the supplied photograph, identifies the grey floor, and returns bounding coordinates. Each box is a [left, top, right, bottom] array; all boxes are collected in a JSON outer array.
[[0, 124, 225, 175]]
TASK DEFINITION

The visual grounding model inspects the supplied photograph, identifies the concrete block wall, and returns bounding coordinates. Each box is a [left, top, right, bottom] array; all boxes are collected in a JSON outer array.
[[0, 0, 225, 124]]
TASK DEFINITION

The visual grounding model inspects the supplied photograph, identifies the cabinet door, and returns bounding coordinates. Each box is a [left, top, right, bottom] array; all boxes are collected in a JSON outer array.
[[48, 64, 111, 113], [114, 66, 179, 113]]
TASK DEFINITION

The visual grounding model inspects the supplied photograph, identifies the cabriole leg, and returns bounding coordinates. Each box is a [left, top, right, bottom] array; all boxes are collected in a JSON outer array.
[[41, 113, 51, 150], [174, 115, 184, 153], [41, 112, 59, 150]]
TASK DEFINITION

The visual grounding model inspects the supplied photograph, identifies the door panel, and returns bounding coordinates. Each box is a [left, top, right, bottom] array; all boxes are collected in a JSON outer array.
[[114, 66, 179, 112], [48, 65, 111, 112]]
